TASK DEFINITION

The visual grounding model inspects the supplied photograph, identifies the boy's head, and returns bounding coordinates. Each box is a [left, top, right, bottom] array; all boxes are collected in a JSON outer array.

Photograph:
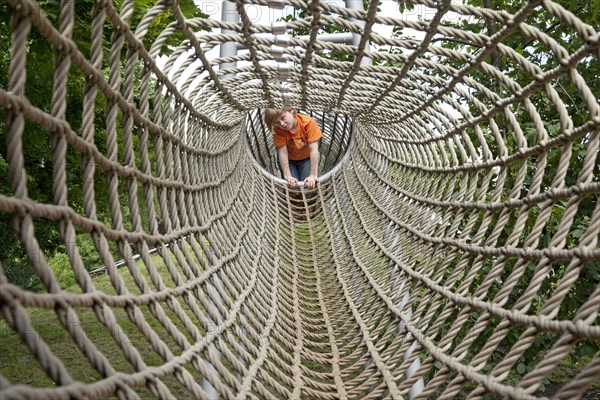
[[264, 108, 297, 132]]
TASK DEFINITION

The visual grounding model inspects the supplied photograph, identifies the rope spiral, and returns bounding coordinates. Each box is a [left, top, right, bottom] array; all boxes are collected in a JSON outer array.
[[0, 0, 598, 399]]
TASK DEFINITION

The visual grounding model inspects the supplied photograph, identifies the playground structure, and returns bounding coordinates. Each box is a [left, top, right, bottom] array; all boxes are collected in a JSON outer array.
[[0, 0, 599, 399]]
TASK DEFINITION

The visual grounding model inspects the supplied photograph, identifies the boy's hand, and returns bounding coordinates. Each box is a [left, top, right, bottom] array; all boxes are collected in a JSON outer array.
[[284, 175, 298, 188], [304, 175, 317, 189]]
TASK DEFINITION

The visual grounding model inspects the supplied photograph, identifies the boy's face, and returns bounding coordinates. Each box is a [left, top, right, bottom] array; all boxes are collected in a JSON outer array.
[[274, 111, 296, 131]]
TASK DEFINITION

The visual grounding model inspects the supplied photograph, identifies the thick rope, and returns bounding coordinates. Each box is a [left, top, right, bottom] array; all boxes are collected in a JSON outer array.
[[0, 0, 599, 399]]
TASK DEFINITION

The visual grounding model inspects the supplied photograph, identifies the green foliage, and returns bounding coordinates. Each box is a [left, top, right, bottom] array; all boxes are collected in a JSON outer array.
[[47, 233, 106, 289], [281, 6, 356, 62], [0, 0, 206, 292], [76, 233, 105, 272], [49, 252, 76, 289], [114, 0, 210, 55], [425, 0, 600, 384]]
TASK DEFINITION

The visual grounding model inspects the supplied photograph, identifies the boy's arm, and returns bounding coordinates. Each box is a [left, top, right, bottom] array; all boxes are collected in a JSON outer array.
[[277, 146, 297, 187], [309, 142, 319, 176], [304, 141, 319, 189]]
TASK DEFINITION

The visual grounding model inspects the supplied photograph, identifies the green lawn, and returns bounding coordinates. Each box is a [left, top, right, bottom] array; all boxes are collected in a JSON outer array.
[[1, 234, 598, 399], [0, 249, 205, 398]]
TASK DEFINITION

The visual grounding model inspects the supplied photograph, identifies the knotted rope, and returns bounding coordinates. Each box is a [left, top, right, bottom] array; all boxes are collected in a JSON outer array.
[[0, 0, 598, 399]]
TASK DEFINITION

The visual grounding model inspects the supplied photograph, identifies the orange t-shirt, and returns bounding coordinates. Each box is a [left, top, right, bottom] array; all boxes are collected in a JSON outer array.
[[273, 114, 323, 161]]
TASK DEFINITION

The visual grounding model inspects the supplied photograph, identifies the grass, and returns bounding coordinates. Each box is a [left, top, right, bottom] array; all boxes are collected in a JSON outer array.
[[2, 232, 599, 399], [0, 250, 204, 398], [534, 359, 600, 399]]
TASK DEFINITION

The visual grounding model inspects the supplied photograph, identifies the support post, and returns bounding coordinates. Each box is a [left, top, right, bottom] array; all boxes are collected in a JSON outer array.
[[345, 0, 372, 65], [220, 0, 239, 76]]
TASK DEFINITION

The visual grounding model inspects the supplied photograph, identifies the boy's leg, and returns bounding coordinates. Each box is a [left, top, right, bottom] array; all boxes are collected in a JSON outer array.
[[296, 158, 311, 181], [278, 155, 300, 180], [288, 160, 300, 180]]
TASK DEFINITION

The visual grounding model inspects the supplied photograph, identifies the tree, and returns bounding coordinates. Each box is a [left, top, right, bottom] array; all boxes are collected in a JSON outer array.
[[430, 0, 600, 387], [0, 0, 208, 291]]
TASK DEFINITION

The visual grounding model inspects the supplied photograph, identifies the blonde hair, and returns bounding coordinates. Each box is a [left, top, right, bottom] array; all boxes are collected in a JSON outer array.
[[263, 108, 297, 132]]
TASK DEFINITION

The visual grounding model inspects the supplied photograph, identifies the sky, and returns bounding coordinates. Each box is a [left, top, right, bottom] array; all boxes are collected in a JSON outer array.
[[154, 1, 467, 141], [160, 1, 441, 82], [158, 0, 469, 123]]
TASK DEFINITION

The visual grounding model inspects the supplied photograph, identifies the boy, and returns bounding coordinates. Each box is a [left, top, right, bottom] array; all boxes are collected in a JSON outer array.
[[264, 109, 322, 189]]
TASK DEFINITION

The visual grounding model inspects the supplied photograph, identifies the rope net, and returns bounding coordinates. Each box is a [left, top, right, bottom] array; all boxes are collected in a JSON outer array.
[[1, 0, 599, 399]]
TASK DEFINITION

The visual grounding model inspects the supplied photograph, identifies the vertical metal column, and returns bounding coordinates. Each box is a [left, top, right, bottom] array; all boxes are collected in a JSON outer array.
[[202, 243, 222, 399], [267, 0, 292, 108], [220, 0, 239, 76], [389, 231, 425, 400], [345, 0, 372, 65]]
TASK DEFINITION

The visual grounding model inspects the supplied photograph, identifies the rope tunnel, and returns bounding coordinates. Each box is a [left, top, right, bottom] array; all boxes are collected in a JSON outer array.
[[0, 0, 599, 399]]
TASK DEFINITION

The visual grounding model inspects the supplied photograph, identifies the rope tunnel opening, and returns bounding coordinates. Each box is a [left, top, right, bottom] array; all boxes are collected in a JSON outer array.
[[245, 109, 355, 184], [0, 0, 599, 399], [244, 109, 356, 221]]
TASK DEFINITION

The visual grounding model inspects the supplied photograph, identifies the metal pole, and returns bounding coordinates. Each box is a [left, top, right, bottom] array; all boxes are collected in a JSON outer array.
[[220, 0, 239, 75], [345, 0, 372, 65]]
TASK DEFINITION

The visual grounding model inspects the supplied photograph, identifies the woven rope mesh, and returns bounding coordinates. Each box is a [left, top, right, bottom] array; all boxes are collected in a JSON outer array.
[[1, 0, 599, 399], [245, 109, 354, 179]]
